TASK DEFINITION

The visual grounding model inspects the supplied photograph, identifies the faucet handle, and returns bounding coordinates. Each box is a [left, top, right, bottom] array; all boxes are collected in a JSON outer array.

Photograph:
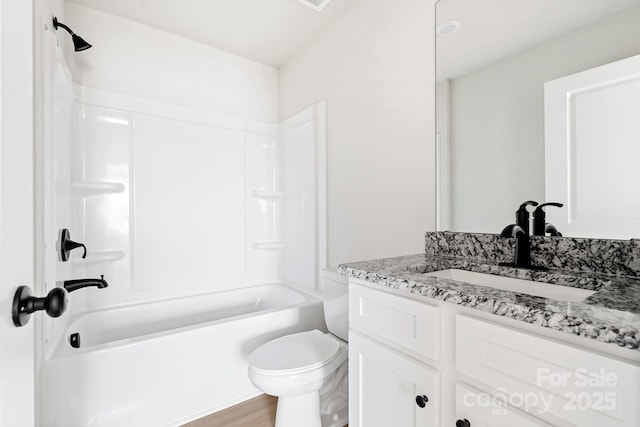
[[500, 224, 516, 238], [545, 223, 563, 237], [535, 202, 564, 211], [532, 203, 564, 236], [59, 229, 87, 262], [519, 200, 539, 209]]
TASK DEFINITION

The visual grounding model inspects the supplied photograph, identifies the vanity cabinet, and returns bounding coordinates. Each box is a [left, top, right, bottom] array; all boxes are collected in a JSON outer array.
[[457, 315, 640, 427], [349, 282, 440, 426], [348, 278, 640, 427], [455, 383, 551, 427], [349, 331, 440, 427], [349, 282, 440, 362]]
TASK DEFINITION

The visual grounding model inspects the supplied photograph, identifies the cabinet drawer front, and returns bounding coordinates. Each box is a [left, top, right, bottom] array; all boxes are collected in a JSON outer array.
[[349, 331, 440, 427], [456, 315, 640, 427], [349, 282, 440, 361], [456, 383, 550, 427]]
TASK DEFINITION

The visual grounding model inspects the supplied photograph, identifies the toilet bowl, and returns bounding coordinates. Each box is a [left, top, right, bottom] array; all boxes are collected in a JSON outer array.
[[248, 273, 349, 427], [248, 329, 348, 427]]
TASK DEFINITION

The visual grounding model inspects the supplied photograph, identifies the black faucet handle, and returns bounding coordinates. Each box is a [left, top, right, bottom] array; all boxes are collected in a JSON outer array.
[[532, 203, 564, 235], [500, 224, 527, 238], [59, 229, 87, 261], [500, 224, 516, 238], [545, 223, 563, 237], [534, 202, 564, 213], [519, 200, 539, 209]]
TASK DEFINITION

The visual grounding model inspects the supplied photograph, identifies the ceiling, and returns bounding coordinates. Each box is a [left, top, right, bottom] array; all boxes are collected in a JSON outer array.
[[68, 0, 640, 74], [437, 0, 640, 80], [67, 0, 351, 68]]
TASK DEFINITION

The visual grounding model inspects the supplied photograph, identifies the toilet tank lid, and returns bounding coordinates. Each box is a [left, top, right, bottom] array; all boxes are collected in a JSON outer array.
[[248, 330, 339, 374]]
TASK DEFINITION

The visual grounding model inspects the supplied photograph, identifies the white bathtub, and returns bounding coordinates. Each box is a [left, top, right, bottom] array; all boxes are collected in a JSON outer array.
[[41, 284, 326, 427]]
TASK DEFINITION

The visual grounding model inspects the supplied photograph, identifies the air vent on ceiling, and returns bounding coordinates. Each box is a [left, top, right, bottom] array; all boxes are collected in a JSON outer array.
[[296, 0, 332, 12]]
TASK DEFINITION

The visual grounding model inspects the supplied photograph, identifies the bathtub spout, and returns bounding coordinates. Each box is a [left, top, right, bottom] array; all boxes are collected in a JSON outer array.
[[63, 275, 109, 293]]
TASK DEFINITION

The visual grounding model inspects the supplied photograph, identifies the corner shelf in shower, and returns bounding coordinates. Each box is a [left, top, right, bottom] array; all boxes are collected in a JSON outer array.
[[72, 180, 126, 197], [71, 250, 125, 266], [252, 242, 284, 251], [251, 190, 284, 200]]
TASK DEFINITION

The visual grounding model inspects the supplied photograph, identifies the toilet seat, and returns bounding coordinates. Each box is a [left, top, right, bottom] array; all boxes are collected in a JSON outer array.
[[249, 330, 341, 376]]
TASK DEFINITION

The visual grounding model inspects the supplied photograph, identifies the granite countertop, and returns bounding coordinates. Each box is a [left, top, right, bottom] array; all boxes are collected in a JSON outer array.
[[338, 254, 640, 351]]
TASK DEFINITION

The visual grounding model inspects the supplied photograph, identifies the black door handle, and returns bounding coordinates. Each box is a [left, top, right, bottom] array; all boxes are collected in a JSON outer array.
[[12, 285, 68, 327], [415, 395, 429, 408]]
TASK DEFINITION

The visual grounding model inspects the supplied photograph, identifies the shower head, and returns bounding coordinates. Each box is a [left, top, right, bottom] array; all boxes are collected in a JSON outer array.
[[52, 17, 92, 52]]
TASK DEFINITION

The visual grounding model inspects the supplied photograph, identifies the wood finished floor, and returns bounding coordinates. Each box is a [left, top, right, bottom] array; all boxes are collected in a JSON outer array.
[[182, 395, 277, 427], [182, 394, 347, 427]]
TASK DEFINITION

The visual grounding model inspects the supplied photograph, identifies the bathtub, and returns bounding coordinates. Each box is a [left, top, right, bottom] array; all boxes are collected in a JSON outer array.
[[41, 284, 326, 427]]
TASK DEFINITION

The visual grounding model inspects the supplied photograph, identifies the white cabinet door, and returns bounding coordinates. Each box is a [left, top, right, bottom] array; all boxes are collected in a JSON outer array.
[[456, 315, 640, 427], [544, 54, 640, 239], [456, 383, 550, 427], [349, 330, 439, 427]]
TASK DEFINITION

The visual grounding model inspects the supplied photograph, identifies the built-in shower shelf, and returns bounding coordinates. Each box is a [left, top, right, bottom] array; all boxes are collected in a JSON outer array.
[[72, 180, 126, 197], [71, 250, 125, 266], [251, 190, 284, 200], [252, 242, 284, 251]]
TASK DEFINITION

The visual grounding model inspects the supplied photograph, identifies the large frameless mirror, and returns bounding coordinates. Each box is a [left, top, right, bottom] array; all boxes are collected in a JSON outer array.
[[435, 0, 640, 239]]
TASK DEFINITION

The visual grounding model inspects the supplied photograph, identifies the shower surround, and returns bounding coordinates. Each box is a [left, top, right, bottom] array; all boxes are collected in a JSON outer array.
[[40, 43, 327, 424]]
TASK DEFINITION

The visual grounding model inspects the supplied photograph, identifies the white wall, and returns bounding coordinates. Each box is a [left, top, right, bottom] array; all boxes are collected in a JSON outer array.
[[279, 0, 436, 268], [446, 5, 640, 233], [63, 2, 278, 123]]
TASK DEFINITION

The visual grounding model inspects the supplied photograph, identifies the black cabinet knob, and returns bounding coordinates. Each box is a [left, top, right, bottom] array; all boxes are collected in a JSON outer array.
[[456, 419, 471, 427], [415, 395, 429, 408]]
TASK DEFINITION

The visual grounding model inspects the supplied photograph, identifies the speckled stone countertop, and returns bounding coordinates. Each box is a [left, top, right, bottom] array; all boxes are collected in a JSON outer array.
[[339, 233, 640, 351]]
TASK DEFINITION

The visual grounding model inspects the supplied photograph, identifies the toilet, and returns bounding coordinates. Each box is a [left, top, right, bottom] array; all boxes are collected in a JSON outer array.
[[247, 277, 348, 427]]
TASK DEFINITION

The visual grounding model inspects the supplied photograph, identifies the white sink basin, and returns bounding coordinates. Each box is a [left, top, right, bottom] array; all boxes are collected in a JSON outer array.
[[424, 269, 596, 302]]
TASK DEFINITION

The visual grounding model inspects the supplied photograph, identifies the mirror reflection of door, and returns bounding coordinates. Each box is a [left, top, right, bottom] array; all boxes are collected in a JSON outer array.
[[435, 0, 640, 238], [544, 54, 640, 239]]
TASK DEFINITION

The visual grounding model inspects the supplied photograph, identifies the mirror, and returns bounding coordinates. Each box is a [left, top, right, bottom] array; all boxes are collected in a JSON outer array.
[[435, 0, 640, 239]]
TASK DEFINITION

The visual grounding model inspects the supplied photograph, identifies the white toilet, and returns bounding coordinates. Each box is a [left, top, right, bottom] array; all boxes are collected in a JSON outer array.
[[248, 278, 348, 427]]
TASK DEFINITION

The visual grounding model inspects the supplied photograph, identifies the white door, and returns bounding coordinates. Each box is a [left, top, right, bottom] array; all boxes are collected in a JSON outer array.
[[349, 331, 439, 427], [0, 1, 36, 426], [544, 54, 640, 239]]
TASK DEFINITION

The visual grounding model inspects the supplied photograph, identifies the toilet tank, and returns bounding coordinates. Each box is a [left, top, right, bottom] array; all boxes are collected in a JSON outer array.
[[321, 270, 349, 342]]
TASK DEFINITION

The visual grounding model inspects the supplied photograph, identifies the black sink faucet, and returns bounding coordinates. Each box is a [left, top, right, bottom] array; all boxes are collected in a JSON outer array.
[[500, 200, 539, 269], [500, 200, 538, 237], [63, 275, 109, 293], [504, 225, 532, 268]]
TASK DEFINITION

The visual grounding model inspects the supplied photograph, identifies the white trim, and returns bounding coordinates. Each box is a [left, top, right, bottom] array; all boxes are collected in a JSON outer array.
[[316, 100, 328, 277], [0, 0, 35, 424], [279, 101, 328, 291]]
